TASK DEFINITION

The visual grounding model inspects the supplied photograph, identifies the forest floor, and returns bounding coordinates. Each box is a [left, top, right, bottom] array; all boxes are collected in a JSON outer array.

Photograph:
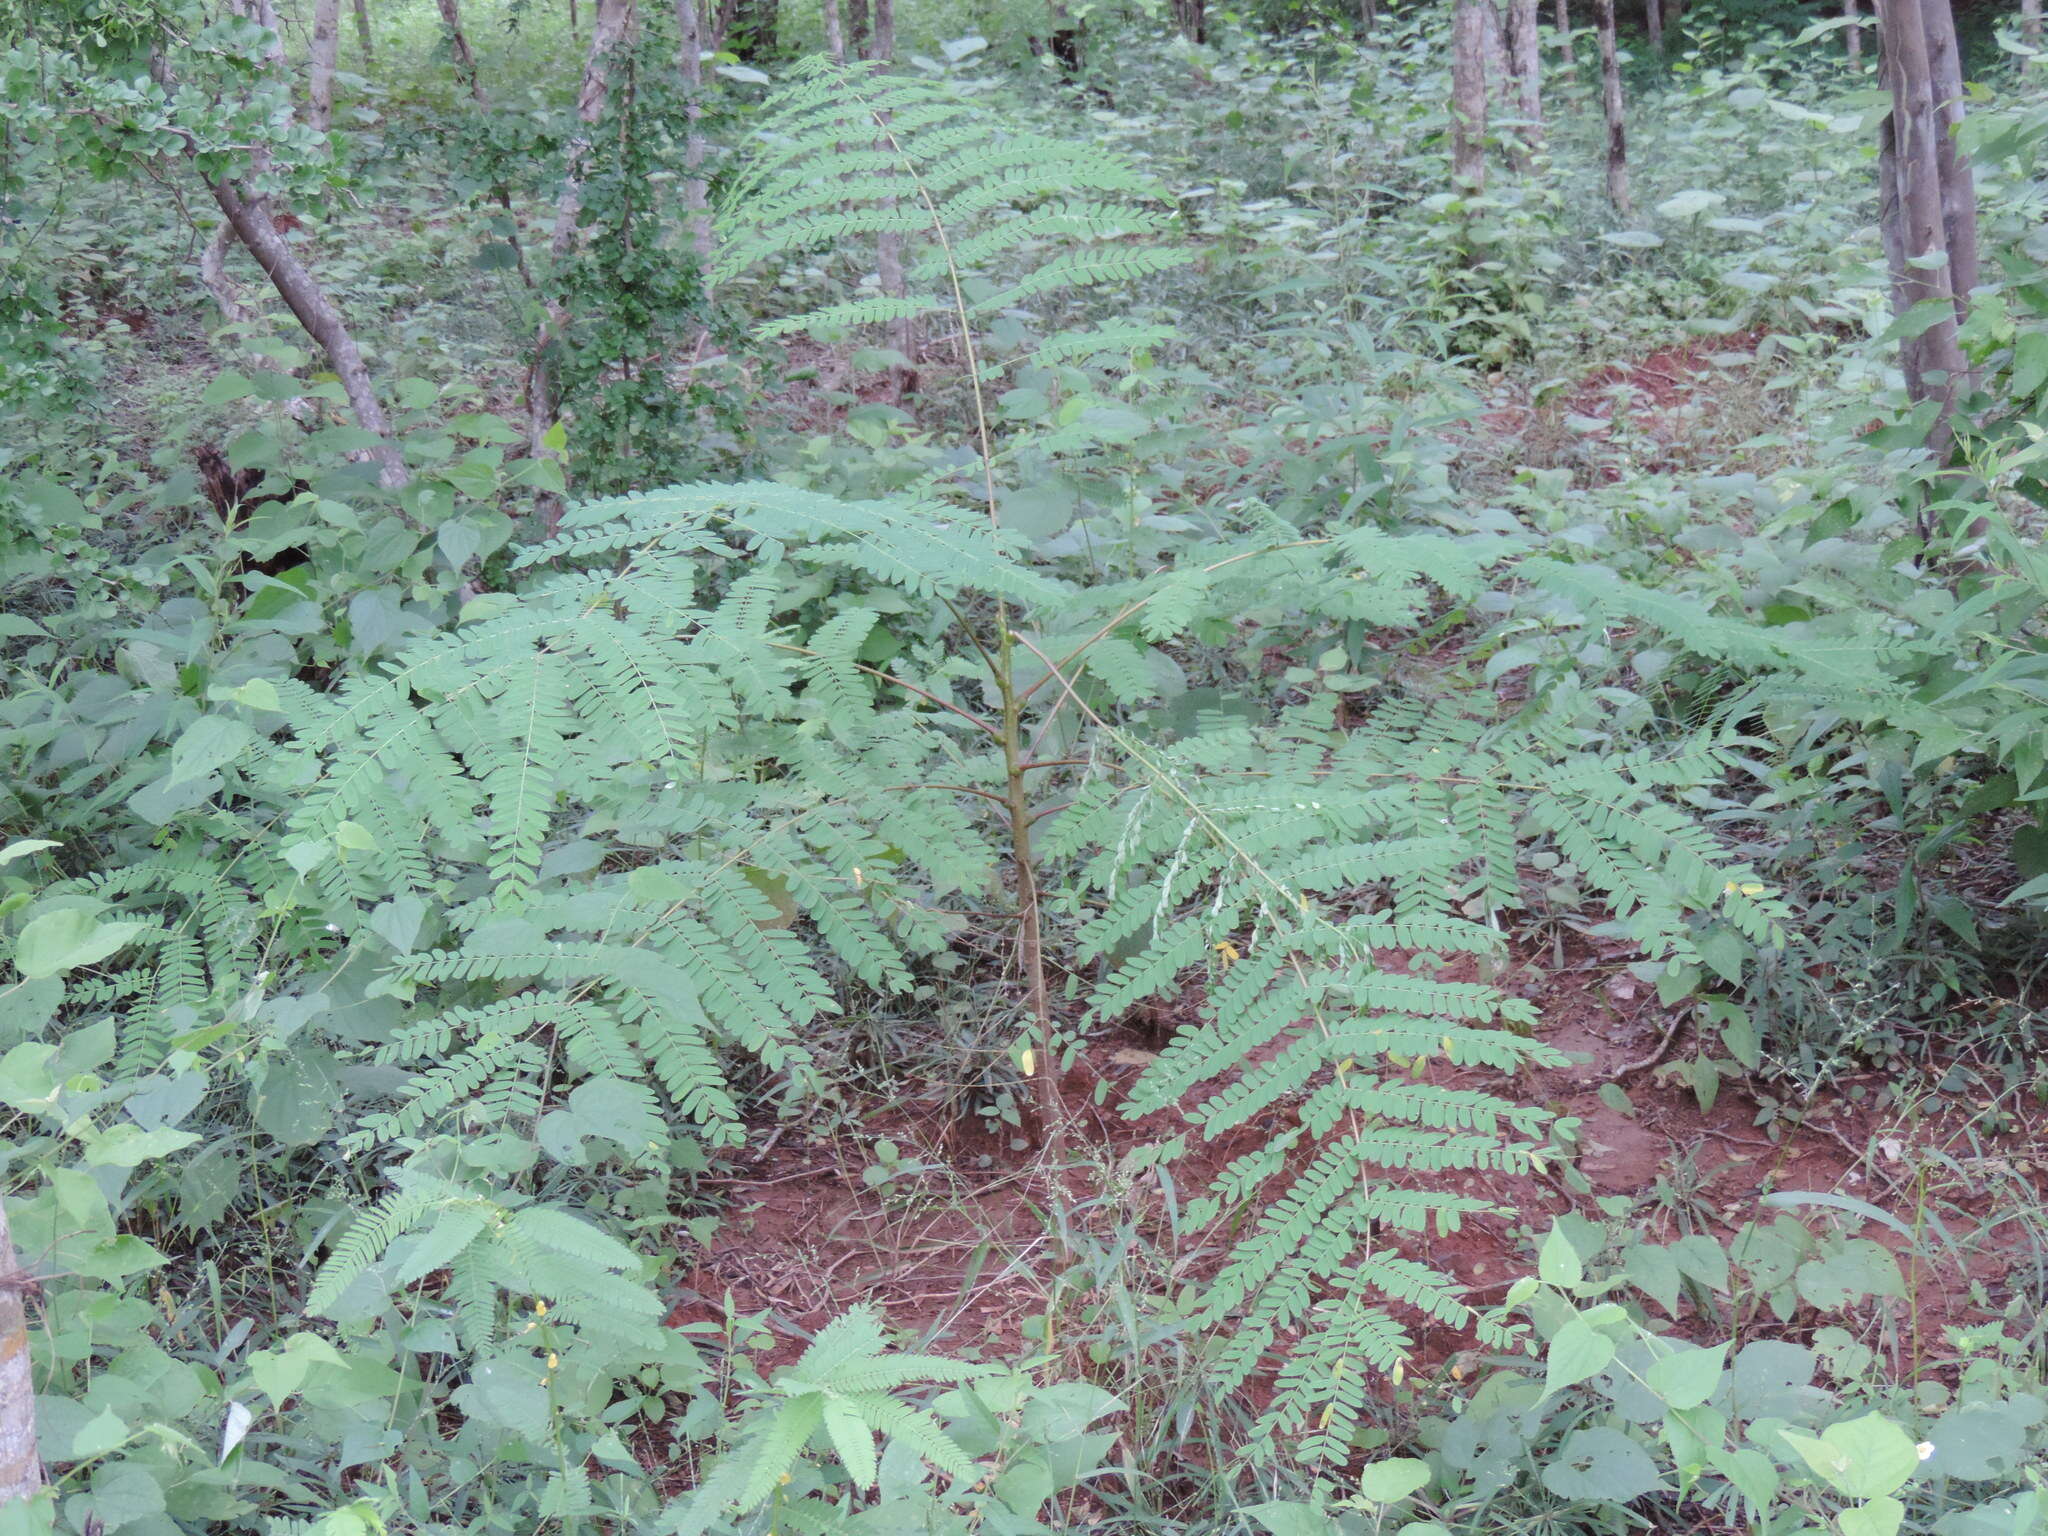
[[670, 923, 2042, 1392]]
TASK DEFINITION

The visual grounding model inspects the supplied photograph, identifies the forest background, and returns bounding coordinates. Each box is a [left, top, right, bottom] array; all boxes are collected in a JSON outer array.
[[3, 0, 2048, 1529]]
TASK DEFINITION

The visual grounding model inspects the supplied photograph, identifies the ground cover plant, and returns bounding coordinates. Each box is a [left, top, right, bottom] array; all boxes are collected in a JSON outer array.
[[1, 0, 2047, 1531]]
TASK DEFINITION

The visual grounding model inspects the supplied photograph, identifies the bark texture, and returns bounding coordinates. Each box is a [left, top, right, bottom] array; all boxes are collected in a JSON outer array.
[[1874, 0, 1976, 437], [1451, 0, 1491, 193], [868, 0, 914, 396], [1596, 0, 1631, 214], [0, 1203, 42, 1507], [674, 0, 711, 254], [309, 0, 339, 132], [1847, 0, 1863, 63], [437, 0, 482, 93], [2025, 0, 2043, 49], [1646, 0, 1663, 51], [351, 0, 374, 60], [209, 180, 409, 487], [1508, 0, 1545, 149]]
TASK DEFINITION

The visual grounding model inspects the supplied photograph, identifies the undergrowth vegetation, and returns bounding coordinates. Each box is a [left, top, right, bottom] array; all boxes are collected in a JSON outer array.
[[2, 0, 2047, 1531]]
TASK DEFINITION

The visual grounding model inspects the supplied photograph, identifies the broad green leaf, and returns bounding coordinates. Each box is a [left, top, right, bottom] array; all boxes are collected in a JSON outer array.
[[13, 910, 145, 979], [1645, 1341, 1729, 1410], [1540, 1426, 1663, 1501], [1538, 1222, 1584, 1287], [1780, 1413, 1921, 1499], [1544, 1317, 1616, 1400], [1357, 1458, 1431, 1503]]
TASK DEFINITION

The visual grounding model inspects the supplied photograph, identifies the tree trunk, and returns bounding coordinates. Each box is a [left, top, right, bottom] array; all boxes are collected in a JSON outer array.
[[309, 0, 339, 132], [1359, 0, 1377, 36], [1048, 0, 1084, 79], [1921, 0, 1978, 313], [1596, 0, 1631, 214], [2025, 0, 2043, 48], [200, 222, 252, 322], [824, 0, 845, 60], [209, 178, 410, 488], [532, 0, 636, 531], [1509, 0, 1544, 150], [729, 0, 778, 60], [674, 0, 711, 256], [0, 1203, 39, 1508], [1556, 0, 1574, 75], [867, 0, 914, 397], [1847, 0, 1863, 62], [1452, 0, 1490, 194], [351, 0, 374, 60], [1875, 0, 1974, 440], [1646, 0, 1663, 52], [437, 0, 483, 93], [846, 0, 870, 54], [570, 0, 581, 39]]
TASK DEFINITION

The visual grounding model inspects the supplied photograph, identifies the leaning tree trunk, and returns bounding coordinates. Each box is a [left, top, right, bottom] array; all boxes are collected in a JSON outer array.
[[437, 0, 483, 92], [1596, 0, 1632, 214], [1508, 0, 1545, 151], [0, 1204, 44, 1507], [209, 180, 410, 487], [351, 0, 374, 59], [531, 0, 636, 531], [309, 0, 339, 131], [1452, 0, 1491, 194], [1875, 0, 1976, 446]]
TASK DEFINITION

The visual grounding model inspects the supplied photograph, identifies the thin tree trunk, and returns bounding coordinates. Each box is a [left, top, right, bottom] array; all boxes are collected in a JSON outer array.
[[729, 0, 777, 59], [1359, 0, 1377, 36], [1509, 0, 1544, 150], [1875, 0, 1971, 439], [532, 0, 635, 531], [674, 0, 711, 255], [200, 223, 252, 323], [437, 0, 483, 90], [0, 1203, 40, 1507], [309, 0, 339, 132], [1048, 0, 1084, 79], [1921, 0, 1978, 315], [2025, 0, 2043, 48], [1452, 0, 1490, 194], [1847, 0, 1863, 62], [846, 0, 870, 54], [209, 178, 410, 488], [351, 0, 374, 60], [1555, 0, 1574, 81], [868, 0, 913, 396], [1646, 0, 1663, 52], [824, 0, 845, 60], [571, 0, 581, 39], [1596, 0, 1631, 214], [438, 0, 536, 288]]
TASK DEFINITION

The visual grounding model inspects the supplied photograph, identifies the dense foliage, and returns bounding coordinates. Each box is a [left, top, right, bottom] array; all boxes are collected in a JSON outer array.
[[2, 0, 2046, 1532]]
